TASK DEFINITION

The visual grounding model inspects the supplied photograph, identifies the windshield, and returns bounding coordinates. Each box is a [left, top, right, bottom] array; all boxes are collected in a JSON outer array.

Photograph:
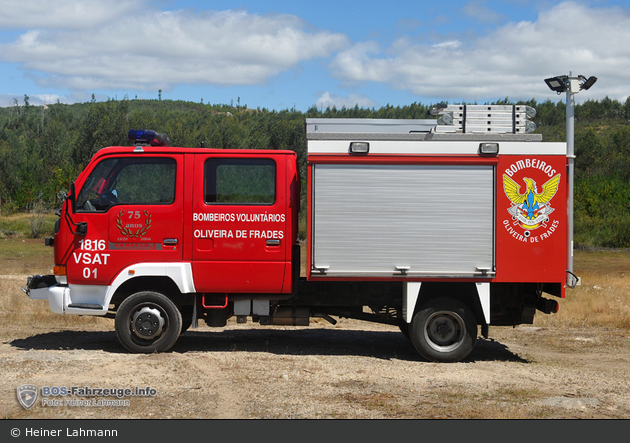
[[76, 157, 176, 212]]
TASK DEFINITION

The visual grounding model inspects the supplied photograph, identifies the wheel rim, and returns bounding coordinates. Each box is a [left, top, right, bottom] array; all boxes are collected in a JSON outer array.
[[130, 304, 167, 341], [423, 310, 465, 353]]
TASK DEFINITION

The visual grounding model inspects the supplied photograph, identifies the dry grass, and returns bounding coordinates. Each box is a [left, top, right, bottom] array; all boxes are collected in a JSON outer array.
[[320, 384, 560, 419], [554, 274, 630, 329], [0, 276, 111, 336], [535, 250, 630, 330], [1, 238, 55, 276], [0, 213, 57, 239], [0, 237, 110, 333]]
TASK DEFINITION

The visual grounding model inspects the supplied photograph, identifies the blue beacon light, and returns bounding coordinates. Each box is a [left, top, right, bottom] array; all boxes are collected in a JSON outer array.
[[128, 129, 169, 146]]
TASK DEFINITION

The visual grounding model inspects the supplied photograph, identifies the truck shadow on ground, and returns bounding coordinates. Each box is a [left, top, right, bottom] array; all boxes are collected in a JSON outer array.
[[11, 328, 528, 363]]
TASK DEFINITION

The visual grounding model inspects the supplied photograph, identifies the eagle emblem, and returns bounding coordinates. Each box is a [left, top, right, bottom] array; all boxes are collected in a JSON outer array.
[[503, 174, 560, 230]]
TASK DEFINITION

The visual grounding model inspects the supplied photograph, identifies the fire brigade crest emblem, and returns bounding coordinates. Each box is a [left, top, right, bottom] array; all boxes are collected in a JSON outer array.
[[503, 174, 561, 231], [17, 384, 39, 409]]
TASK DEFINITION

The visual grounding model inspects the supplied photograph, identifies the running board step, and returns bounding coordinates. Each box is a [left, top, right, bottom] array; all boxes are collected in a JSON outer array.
[[67, 303, 103, 310]]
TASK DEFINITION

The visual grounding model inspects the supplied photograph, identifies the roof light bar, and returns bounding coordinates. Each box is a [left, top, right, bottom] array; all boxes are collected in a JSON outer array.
[[128, 129, 169, 147]]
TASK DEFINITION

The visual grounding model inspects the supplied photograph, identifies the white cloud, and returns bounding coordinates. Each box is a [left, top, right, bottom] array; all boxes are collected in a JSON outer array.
[[315, 91, 378, 110], [0, 0, 141, 29], [0, 4, 349, 91], [432, 41, 461, 49], [330, 2, 630, 102]]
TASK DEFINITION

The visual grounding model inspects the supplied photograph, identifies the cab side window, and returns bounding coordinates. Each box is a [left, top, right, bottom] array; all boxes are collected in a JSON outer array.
[[77, 157, 176, 212], [204, 158, 275, 205]]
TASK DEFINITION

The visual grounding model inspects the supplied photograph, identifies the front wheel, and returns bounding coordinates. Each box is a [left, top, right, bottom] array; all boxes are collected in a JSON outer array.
[[410, 297, 477, 363], [115, 291, 182, 353]]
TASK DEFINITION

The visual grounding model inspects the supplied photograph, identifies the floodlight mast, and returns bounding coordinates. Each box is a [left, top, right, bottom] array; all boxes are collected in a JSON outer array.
[[544, 72, 597, 288]]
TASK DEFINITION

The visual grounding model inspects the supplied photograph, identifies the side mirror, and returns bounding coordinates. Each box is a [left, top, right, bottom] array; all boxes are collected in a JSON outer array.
[[76, 223, 88, 236]]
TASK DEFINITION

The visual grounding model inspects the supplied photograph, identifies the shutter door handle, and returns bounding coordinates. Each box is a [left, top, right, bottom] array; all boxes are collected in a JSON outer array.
[[266, 239, 281, 246], [163, 239, 178, 246]]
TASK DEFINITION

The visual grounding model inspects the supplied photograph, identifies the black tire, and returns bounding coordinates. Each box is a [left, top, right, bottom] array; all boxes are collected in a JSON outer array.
[[410, 297, 477, 363], [115, 291, 182, 353], [180, 306, 193, 334]]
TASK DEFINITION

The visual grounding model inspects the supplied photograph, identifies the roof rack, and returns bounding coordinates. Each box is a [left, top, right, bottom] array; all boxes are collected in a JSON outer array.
[[306, 104, 537, 138]]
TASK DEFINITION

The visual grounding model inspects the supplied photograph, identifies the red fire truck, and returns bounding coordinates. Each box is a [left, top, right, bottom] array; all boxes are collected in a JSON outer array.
[[24, 106, 576, 362]]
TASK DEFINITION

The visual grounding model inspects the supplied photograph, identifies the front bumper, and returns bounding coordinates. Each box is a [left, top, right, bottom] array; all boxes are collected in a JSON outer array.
[[23, 275, 109, 316], [22, 275, 67, 315]]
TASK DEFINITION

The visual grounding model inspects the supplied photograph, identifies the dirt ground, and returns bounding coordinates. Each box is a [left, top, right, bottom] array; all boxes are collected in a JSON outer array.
[[1, 286, 629, 419], [1, 239, 629, 419]]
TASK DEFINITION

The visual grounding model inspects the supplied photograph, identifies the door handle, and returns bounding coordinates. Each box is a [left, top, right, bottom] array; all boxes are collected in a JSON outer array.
[[266, 239, 281, 246], [163, 238, 178, 246]]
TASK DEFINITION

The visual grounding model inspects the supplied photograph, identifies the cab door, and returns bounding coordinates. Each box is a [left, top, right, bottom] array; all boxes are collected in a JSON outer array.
[[191, 154, 288, 293], [70, 155, 183, 286]]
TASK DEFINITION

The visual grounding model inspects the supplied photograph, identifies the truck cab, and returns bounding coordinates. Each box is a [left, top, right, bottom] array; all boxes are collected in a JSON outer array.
[[25, 130, 300, 353]]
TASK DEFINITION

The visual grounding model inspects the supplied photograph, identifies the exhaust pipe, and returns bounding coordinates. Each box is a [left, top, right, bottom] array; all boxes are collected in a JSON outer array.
[[536, 297, 559, 314]]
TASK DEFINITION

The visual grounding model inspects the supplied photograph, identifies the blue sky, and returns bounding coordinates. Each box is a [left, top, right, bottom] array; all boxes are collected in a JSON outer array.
[[0, 0, 628, 111]]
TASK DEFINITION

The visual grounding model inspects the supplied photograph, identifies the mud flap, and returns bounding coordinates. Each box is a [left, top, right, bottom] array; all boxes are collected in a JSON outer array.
[[476, 282, 490, 324], [403, 282, 421, 323]]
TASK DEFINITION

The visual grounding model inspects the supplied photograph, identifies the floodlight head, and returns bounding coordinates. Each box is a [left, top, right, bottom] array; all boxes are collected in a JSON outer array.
[[580, 76, 597, 91], [544, 75, 569, 93]]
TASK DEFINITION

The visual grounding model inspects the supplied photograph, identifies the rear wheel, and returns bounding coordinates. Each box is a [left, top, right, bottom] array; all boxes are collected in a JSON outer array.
[[115, 291, 182, 353], [410, 297, 477, 363]]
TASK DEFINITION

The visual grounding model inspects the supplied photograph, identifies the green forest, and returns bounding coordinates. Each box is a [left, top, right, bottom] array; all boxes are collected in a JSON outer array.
[[1, 95, 630, 247]]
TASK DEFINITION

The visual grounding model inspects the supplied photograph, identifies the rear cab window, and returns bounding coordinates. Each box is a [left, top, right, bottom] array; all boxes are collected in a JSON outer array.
[[204, 158, 276, 205]]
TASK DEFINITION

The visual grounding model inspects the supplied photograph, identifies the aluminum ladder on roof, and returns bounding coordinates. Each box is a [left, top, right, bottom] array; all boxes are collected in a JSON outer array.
[[305, 104, 537, 136], [431, 104, 537, 134]]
